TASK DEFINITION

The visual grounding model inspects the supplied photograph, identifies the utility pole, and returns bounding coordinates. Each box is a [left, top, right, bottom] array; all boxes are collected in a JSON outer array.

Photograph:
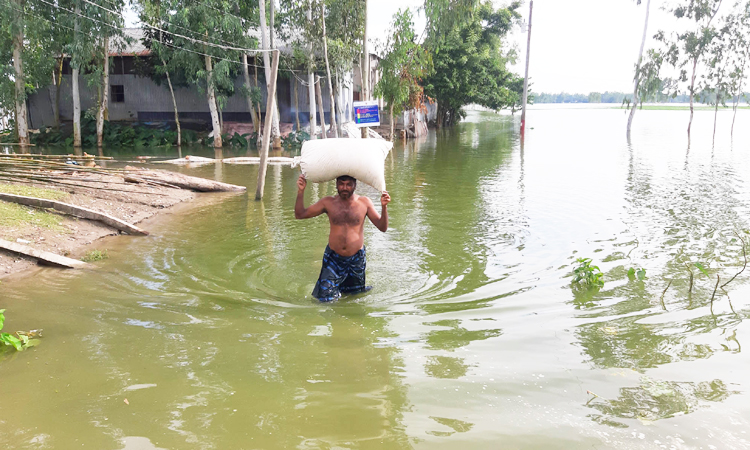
[[520, 0, 533, 137]]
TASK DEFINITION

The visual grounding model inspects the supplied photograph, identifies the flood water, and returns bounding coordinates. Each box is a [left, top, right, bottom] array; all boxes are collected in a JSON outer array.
[[2, 107, 750, 449]]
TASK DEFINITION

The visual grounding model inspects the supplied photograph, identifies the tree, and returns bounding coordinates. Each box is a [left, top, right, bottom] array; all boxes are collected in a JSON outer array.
[[703, 15, 731, 141], [139, 0, 188, 148], [422, 0, 523, 127], [660, 0, 724, 138], [320, 0, 338, 137], [375, 8, 432, 140], [258, 0, 280, 146], [1, 0, 60, 142], [162, 0, 254, 148], [626, 0, 652, 139], [726, 6, 750, 136]]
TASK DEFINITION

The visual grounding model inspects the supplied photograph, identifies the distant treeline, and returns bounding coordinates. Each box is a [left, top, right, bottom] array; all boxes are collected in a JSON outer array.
[[534, 92, 694, 104]]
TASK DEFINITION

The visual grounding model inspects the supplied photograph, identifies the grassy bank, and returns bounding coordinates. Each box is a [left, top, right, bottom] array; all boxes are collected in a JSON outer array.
[[0, 184, 68, 231]]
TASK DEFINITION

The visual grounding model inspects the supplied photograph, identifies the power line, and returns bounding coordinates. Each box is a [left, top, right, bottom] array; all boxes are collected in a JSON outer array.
[[80, 0, 270, 54]]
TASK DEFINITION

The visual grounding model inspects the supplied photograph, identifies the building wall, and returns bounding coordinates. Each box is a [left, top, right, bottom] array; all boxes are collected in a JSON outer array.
[[27, 70, 353, 130]]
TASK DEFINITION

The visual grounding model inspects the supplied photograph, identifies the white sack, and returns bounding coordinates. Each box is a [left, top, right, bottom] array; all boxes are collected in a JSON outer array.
[[291, 138, 393, 192]]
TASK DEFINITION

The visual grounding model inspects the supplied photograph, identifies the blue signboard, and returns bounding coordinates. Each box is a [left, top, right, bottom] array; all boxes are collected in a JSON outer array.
[[353, 101, 380, 127]]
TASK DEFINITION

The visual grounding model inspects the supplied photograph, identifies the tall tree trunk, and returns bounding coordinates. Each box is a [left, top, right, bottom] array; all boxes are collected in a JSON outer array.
[[389, 102, 394, 141], [293, 78, 300, 131], [627, 0, 651, 138], [254, 61, 263, 146], [53, 57, 63, 128], [688, 57, 698, 137], [12, 0, 29, 147], [316, 79, 327, 139], [334, 72, 344, 134], [259, 0, 281, 145], [96, 35, 110, 149], [242, 53, 260, 136], [205, 54, 223, 148], [307, 0, 317, 140], [713, 88, 719, 141], [320, 1, 338, 138], [162, 59, 181, 147], [270, 0, 281, 148], [361, 0, 369, 138], [72, 8, 81, 148], [732, 62, 744, 137], [218, 97, 224, 132]]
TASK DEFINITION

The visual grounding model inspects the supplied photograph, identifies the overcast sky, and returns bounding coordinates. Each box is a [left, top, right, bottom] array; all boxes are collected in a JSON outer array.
[[124, 0, 706, 94]]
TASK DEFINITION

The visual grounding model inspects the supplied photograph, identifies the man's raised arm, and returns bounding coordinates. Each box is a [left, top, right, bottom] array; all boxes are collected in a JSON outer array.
[[295, 174, 326, 219], [365, 192, 390, 232]]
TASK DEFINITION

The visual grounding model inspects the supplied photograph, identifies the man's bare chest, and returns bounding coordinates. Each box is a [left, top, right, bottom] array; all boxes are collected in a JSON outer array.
[[328, 203, 365, 226]]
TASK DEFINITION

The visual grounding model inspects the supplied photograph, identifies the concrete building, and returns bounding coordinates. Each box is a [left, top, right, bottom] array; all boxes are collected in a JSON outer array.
[[26, 29, 376, 132]]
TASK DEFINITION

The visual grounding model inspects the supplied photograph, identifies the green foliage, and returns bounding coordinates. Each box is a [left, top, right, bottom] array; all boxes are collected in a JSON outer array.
[[30, 119, 200, 148], [375, 9, 433, 120], [572, 258, 605, 288], [81, 249, 108, 262], [0, 309, 38, 352], [627, 267, 647, 281], [423, 0, 523, 126], [281, 130, 310, 151]]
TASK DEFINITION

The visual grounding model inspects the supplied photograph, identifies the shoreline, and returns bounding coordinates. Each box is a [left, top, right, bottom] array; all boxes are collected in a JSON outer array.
[[0, 166, 243, 281]]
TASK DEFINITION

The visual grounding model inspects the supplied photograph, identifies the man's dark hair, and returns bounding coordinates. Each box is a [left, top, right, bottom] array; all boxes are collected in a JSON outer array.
[[336, 175, 357, 185]]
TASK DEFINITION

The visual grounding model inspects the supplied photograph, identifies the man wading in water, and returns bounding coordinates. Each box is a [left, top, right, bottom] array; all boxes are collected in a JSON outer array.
[[295, 174, 391, 301]]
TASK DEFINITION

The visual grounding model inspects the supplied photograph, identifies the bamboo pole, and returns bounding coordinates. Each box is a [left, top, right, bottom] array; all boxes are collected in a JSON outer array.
[[255, 50, 280, 201]]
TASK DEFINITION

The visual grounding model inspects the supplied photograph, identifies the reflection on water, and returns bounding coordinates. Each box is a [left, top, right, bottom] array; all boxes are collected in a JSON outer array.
[[3, 108, 750, 448]]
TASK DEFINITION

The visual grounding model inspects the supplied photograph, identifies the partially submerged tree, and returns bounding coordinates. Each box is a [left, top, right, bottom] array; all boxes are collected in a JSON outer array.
[[375, 8, 432, 140], [422, 0, 523, 127], [660, 0, 724, 138], [627, 0, 652, 138]]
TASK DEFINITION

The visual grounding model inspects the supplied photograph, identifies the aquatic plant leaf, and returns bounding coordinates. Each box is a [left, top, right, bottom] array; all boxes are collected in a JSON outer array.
[[637, 269, 646, 280], [627, 267, 636, 280], [694, 262, 710, 277]]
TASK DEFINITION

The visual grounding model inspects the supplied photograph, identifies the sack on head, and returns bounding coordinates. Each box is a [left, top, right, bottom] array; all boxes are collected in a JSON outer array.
[[292, 138, 393, 192]]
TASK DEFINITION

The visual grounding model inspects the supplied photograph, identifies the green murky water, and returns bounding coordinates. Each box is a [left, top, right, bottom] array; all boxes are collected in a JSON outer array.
[[2, 108, 750, 449]]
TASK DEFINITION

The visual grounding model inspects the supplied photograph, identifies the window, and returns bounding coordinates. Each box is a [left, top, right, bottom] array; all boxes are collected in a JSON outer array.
[[111, 85, 125, 103]]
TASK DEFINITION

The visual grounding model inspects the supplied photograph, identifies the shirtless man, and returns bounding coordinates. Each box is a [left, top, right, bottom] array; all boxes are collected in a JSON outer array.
[[295, 174, 391, 301]]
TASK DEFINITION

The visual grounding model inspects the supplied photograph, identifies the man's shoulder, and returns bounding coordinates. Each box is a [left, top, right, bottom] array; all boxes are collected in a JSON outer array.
[[357, 195, 374, 206]]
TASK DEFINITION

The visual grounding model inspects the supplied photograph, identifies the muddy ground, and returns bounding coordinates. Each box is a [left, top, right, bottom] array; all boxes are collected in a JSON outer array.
[[0, 170, 196, 279]]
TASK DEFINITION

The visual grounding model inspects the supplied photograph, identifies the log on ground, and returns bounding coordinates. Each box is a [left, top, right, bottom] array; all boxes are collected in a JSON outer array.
[[0, 238, 91, 269], [124, 168, 246, 192]]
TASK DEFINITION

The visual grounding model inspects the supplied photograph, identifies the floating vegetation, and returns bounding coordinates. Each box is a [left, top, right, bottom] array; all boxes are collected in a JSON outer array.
[[0, 309, 40, 352], [627, 267, 647, 281], [572, 257, 604, 288]]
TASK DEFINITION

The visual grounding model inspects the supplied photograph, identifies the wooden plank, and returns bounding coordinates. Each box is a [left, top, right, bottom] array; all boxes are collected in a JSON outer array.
[[0, 193, 149, 236], [0, 238, 90, 269]]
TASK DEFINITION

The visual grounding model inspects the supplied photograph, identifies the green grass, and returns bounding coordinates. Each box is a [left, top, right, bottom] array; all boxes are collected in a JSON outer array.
[[81, 249, 108, 262], [0, 183, 69, 201], [0, 202, 65, 230], [0, 183, 68, 231]]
